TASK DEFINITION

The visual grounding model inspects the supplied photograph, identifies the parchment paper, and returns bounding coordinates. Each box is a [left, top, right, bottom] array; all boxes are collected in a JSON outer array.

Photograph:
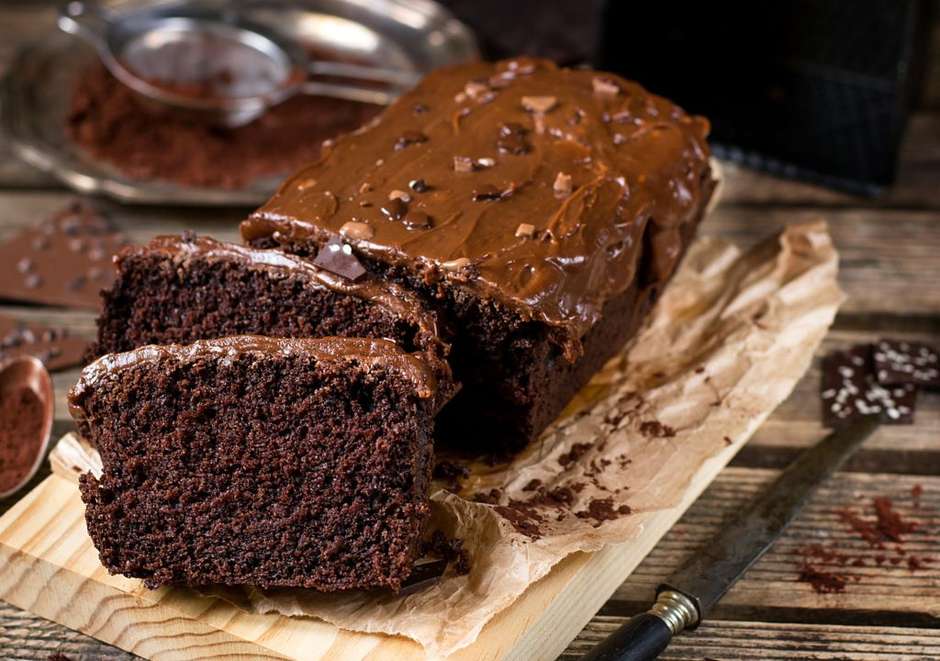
[[53, 220, 842, 658]]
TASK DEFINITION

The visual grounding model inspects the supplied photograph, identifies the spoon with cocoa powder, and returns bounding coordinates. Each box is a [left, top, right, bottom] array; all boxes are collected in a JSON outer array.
[[0, 356, 54, 500]]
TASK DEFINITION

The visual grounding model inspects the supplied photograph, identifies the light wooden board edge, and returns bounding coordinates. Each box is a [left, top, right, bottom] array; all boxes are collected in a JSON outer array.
[[0, 439, 740, 661]]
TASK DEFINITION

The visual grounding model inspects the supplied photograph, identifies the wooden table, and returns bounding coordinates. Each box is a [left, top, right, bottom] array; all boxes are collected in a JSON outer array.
[[2, 4, 939, 660]]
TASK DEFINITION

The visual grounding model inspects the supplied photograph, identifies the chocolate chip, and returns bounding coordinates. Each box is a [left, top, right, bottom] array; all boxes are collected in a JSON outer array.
[[66, 275, 86, 291], [312, 237, 367, 281], [402, 211, 433, 230], [16, 258, 33, 273], [515, 223, 536, 238], [338, 221, 374, 241], [23, 273, 42, 289], [60, 217, 81, 235], [475, 157, 496, 169], [358, 182, 372, 194], [388, 189, 412, 203], [380, 197, 407, 221], [613, 133, 626, 145], [472, 185, 502, 201], [394, 130, 427, 150], [409, 179, 430, 193], [497, 122, 530, 155], [296, 178, 317, 191]]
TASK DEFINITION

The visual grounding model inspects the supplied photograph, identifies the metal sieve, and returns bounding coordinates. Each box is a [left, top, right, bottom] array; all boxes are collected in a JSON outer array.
[[58, 1, 420, 126]]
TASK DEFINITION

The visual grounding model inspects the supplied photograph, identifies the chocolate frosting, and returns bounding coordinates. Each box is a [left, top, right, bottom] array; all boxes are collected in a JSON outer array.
[[126, 234, 447, 358], [69, 335, 439, 424], [243, 58, 713, 348]]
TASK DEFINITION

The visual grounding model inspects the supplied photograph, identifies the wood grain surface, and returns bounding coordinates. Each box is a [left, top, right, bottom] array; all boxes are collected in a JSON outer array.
[[1, 1, 939, 659]]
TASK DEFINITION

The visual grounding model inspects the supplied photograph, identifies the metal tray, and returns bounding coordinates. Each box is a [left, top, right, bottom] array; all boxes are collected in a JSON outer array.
[[1, 0, 478, 206]]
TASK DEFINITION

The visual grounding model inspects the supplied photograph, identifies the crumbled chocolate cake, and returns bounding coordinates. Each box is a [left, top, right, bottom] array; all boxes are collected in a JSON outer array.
[[71, 336, 439, 591], [243, 57, 715, 450], [90, 234, 454, 405]]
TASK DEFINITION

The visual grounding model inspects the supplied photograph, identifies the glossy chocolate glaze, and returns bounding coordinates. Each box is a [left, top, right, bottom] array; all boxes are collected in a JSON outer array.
[[70, 335, 439, 424], [243, 58, 713, 350]]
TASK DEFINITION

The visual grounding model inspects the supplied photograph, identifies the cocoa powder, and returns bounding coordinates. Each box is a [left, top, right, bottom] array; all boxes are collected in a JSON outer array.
[[0, 387, 45, 493], [67, 64, 381, 190]]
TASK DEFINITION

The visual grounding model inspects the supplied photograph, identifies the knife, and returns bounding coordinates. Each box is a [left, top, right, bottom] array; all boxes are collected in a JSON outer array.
[[581, 416, 880, 661]]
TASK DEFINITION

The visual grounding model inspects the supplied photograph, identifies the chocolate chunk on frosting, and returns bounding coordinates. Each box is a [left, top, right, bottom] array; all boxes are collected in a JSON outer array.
[[311, 237, 367, 281], [243, 58, 714, 343]]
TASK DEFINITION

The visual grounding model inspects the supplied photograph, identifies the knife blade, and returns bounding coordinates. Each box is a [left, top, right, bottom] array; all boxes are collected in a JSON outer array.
[[581, 415, 880, 661]]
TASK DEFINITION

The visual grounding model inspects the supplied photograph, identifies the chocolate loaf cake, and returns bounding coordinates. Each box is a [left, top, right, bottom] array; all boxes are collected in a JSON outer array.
[[72, 336, 438, 591], [90, 234, 453, 403], [243, 57, 716, 450]]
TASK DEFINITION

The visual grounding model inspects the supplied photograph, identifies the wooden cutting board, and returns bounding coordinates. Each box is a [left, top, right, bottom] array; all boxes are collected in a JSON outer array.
[[0, 433, 742, 660]]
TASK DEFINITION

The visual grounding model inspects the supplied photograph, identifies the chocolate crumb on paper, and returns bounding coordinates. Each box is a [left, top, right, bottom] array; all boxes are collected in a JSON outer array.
[[639, 420, 677, 438]]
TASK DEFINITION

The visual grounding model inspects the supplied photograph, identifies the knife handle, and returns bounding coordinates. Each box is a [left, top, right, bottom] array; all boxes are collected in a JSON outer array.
[[580, 612, 671, 661], [580, 591, 698, 661]]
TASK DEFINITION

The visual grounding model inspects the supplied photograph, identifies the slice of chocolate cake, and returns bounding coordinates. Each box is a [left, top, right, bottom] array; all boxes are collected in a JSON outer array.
[[243, 57, 716, 450], [90, 234, 453, 403], [71, 336, 438, 591]]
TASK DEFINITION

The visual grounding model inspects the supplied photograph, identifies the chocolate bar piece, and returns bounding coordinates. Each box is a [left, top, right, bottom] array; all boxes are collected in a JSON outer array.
[[873, 339, 940, 390], [821, 345, 917, 427]]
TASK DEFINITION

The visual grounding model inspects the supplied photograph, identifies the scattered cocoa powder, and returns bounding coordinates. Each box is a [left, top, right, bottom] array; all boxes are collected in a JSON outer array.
[[912, 483, 923, 509], [798, 490, 931, 592], [0, 387, 45, 494], [798, 563, 846, 593]]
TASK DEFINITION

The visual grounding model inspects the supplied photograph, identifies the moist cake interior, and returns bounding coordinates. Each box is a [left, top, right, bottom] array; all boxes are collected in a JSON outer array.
[[92, 250, 429, 358], [76, 339, 435, 591]]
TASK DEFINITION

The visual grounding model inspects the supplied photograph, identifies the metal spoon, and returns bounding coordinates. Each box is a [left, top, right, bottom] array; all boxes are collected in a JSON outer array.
[[58, 1, 419, 127], [0, 356, 55, 500]]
